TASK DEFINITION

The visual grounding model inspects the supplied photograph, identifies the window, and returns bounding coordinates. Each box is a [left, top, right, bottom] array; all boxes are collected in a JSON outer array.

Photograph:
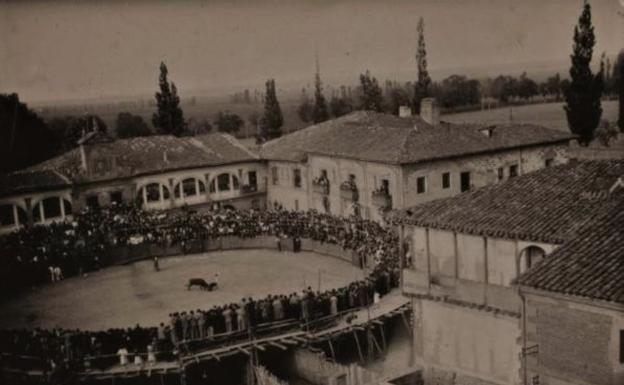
[[0, 204, 15, 226], [63, 199, 72, 215], [416, 176, 426, 194], [442, 172, 450, 189], [509, 164, 518, 178], [293, 169, 302, 188], [198, 180, 206, 194], [110, 191, 123, 204], [321, 169, 328, 179], [145, 183, 161, 202], [248, 171, 257, 190], [460, 172, 471, 192], [497, 167, 504, 181], [381, 179, 389, 194], [217, 173, 231, 191], [545, 158, 554, 167], [232, 175, 240, 190], [86, 195, 100, 209], [271, 167, 278, 185], [182, 178, 198, 197], [294, 199, 299, 211], [42, 197, 62, 219]]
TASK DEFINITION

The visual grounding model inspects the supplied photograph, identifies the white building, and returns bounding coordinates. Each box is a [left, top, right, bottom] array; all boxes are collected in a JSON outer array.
[[261, 99, 573, 222]]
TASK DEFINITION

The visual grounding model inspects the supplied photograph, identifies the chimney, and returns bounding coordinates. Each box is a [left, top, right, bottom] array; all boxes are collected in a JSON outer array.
[[399, 106, 412, 118], [420, 97, 439, 126]]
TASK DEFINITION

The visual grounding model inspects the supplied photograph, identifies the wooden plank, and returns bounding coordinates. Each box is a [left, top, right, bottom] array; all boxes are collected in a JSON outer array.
[[211, 353, 221, 362], [281, 339, 299, 345], [269, 341, 288, 351], [254, 343, 266, 351], [237, 347, 250, 355]]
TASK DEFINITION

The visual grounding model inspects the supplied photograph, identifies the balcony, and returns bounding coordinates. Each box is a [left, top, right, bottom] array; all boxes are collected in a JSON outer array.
[[240, 184, 259, 195], [339, 182, 359, 201], [312, 178, 330, 195], [372, 190, 392, 209]]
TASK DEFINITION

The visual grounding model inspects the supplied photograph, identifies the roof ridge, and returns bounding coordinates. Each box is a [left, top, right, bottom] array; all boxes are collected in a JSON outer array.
[[218, 133, 259, 159]]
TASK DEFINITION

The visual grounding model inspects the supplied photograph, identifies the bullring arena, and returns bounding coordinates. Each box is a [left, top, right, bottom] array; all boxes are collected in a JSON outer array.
[[0, 249, 364, 331], [0, 207, 413, 385]]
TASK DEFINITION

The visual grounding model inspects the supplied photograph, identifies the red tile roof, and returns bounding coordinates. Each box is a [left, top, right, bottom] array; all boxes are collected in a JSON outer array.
[[27, 133, 258, 184], [0, 170, 71, 198], [260, 111, 574, 164], [515, 198, 624, 305], [389, 160, 624, 244]]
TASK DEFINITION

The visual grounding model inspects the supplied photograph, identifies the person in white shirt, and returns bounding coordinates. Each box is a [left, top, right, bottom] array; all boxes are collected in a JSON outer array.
[[134, 351, 143, 365], [117, 347, 129, 365], [147, 344, 156, 363]]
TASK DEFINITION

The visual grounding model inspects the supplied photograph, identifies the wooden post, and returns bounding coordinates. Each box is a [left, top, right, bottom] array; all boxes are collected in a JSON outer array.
[[378, 323, 387, 352], [368, 327, 383, 355], [352, 330, 364, 363], [401, 311, 412, 336], [327, 339, 336, 361]]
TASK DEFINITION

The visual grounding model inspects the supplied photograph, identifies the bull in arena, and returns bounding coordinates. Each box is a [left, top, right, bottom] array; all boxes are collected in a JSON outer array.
[[186, 278, 218, 291]]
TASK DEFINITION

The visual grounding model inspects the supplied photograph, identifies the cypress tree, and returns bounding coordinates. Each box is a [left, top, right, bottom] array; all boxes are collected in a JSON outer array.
[[260, 79, 284, 141], [152, 62, 186, 136], [564, 1, 604, 145], [413, 17, 432, 114], [312, 60, 330, 124]]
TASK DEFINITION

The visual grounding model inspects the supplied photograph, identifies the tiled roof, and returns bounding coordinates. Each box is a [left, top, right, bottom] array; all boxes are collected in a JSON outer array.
[[260, 111, 574, 164], [515, 198, 624, 305], [389, 160, 624, 244], [0, 170, 71, 197], [28, 133, 258, 184]]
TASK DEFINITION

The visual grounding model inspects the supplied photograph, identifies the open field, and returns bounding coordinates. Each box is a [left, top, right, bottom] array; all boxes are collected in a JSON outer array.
[[444, 100, 619, 132], [0, 249, 362, 331], [36, 97, 308, 139]]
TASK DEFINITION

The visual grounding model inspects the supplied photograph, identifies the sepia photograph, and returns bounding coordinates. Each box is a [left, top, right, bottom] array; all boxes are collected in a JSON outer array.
[[0, 1, 623, 385]]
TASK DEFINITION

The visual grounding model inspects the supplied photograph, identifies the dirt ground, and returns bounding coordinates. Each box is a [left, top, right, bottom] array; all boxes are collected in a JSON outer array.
[[0, 249, 364, 331]]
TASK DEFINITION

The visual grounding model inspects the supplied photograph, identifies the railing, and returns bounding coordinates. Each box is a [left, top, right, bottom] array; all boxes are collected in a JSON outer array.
[[312, 181, 330, 195], [240, 184, 259, 194], [371, 191, 392, 209], [339, 184, 358, 201]]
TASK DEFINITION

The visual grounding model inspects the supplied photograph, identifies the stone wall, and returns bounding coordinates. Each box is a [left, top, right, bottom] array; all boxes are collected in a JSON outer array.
[[400, 143, 569, 208], [266, 160, 310, 212], [107, 235, 356, 267], [523, 292, 624, 385], [413, 299, 522, 385], [291, 349, 379, 385]]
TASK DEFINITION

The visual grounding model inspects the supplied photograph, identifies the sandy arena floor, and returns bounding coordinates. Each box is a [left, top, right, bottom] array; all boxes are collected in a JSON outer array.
[[0, 249, 364, 331]]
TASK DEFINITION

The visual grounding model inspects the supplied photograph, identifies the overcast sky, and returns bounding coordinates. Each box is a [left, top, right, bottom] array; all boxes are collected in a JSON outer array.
[[1, 0, 623, 103]]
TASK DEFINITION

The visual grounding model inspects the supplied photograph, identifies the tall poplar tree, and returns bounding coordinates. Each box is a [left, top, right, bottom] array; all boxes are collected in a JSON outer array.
[[564, 1, 604, 145], [312, 59, 330, 124], [152, 62, 186, 136], [413, 17, 432, 114], [260, 79, 283, 141]]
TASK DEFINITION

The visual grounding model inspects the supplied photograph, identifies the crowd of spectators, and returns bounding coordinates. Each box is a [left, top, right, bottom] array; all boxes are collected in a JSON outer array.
[[0, 204, 400, 377]]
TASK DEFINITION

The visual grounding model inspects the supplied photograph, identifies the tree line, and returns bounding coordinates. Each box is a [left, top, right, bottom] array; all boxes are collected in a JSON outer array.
[[1, 1, 621, 174]]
